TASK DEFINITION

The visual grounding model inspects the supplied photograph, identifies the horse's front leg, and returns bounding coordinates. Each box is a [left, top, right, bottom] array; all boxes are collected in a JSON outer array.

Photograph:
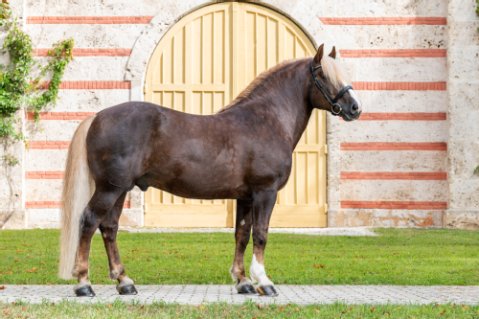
[[250, 190, 278, 296], [230, 199, 255, 294], [99, 192, 137, 295]]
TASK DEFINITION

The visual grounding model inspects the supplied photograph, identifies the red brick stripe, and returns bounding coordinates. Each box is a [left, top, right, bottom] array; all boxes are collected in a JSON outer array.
[[352, 81, 446, 91], [39, 81, 444, 91], [26, 201, 131, 208], [26, 201, 62, 208], [27, 112, 95, 121], [341, 200, 447, 209], [28, 141, 70, 149], [340, 49, 446, 58], [26, 171, 64, 179], [359, 113, 446, 121], [341, 142, 447, 151], [35, 48, 447, 58], [34, 48, 132, 57], [341, 172, 447, 180], [27, 16, 153, 24], [39, 81, 131, 90], [319, 17, 447, 25]]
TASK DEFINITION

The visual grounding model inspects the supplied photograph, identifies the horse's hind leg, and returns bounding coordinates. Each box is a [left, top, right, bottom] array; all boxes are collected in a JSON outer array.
[[250, 190, 278, 296], [73, 186, 124, 297], [99, 192, 137, 295], [230, 199, 255, 294]]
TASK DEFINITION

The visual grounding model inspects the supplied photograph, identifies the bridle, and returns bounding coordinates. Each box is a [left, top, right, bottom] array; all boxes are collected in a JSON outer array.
[[310, 62, 353, 116]]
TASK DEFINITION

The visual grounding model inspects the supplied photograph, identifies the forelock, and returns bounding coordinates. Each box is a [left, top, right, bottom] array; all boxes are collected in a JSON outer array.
[[320, 56, 350, 89]]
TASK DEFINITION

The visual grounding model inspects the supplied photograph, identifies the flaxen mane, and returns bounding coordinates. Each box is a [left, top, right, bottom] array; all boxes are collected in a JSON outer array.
[[320, 55, 350, 89], [218, 55, 350, 113], [219, 59, 298, 112]]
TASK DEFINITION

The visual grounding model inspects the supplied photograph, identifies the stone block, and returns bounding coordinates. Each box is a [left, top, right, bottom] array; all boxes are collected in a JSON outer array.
[[448, 110, 479, 139], [448, 140, 479, 178], [120, 209, 143, 227], [26, 209, 60, 228], [320, 25, 446, 49], [329, 209, 444, 227], [341, 150, 447, 172], [447, 81, 479, 112], [26, 179, 62, 202], [0, 210, 25, 229], [357, 91, 448, 113], [448, 0, 479, 22], [447, 46, 479, 81], [344, 58, 447, 82], [338, 120, 448, 143], [444, 210, 479, 229], [448, 21, 479, 47], [448, 180, 479, 210], [60, 57, 128, 82], [26, 119, 84, 141], [25, 24, 147, 48], [340, 180, 448, 201], [26, 149, 67, 171]]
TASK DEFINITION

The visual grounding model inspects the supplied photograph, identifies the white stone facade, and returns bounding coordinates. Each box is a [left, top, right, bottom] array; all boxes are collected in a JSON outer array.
[[1, 0, 477, 229]]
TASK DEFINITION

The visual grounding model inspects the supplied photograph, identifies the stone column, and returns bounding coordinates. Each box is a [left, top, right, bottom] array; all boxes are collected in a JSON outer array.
[[445, 0, 479, 229]]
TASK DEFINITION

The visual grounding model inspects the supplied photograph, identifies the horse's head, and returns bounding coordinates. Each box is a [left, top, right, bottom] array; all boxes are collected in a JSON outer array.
[[309, 44, 361, 121]]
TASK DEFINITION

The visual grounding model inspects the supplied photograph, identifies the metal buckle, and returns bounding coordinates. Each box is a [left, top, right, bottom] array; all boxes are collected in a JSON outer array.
[[331, 103, 342, 115]]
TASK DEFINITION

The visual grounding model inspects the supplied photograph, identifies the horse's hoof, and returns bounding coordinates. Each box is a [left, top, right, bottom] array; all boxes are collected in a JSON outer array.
[[237, 283, 256, 294], [74, 285, 95, 297], [256, 285, 278, 297], [117, 284, 138, 295]]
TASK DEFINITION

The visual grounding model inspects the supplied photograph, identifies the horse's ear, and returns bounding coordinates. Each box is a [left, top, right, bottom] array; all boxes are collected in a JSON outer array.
[[329, 46, 336, 59], [313, 44, 324, 64]]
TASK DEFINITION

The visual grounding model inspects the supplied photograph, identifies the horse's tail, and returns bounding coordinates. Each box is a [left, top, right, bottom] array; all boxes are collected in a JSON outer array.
[[58, 116, 95, 279]]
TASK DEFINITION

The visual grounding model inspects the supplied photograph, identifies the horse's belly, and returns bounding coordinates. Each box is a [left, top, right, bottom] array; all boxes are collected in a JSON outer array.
[[156, 178, 247, 200], [146, 163, 247, 200]]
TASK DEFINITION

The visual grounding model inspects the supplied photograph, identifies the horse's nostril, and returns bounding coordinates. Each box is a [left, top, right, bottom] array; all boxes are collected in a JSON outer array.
[[351, 103, 358, 113]]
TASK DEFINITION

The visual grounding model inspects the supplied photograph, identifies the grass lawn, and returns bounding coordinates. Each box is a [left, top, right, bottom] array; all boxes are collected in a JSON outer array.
[[1, 301, 479, 319], [0, 228, 478, 285]]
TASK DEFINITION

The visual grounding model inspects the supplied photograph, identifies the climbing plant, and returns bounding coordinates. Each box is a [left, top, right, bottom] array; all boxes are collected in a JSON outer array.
[[0, 1, 74, 142]]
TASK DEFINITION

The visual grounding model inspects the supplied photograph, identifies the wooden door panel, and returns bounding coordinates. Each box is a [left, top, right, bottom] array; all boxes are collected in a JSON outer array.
[[144, 3, 326, 227]]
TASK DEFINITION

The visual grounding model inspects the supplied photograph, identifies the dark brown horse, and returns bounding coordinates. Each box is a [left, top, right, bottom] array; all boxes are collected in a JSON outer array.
[[59, 44, 361, 297]]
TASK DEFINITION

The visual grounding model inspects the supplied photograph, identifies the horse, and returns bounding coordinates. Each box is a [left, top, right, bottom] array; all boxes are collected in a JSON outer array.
[[58, 44, 361, 297]]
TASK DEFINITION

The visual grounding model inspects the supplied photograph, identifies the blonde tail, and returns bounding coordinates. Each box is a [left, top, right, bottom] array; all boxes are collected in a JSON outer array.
[[58, 116, 95, 279]]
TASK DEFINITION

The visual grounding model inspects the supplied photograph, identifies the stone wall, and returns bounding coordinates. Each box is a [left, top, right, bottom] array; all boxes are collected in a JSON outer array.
[[1, 0, 477, 228]]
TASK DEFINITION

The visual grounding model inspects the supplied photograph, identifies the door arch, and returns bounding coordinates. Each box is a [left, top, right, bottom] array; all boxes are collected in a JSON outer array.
[[144, 2, 327, 227]]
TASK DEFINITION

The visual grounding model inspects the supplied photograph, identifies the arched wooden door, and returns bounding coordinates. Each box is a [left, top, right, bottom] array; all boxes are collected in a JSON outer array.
[[144, 2, 327, 227]]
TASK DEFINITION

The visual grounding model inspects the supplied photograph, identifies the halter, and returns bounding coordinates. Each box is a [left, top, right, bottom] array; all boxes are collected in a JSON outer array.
[[310, 62, 353, 116]]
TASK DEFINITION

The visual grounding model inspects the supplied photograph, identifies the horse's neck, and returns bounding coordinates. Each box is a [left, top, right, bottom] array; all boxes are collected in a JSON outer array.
[[234, 62, 313, 149]]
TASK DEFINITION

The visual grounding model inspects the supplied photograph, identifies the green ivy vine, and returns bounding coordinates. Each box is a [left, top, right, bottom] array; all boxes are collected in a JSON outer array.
[[0, 1, 74, 141]]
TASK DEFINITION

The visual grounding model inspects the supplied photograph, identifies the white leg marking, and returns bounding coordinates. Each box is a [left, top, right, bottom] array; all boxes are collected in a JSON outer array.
[[250, 255, 274, 286], [240, 219, 246, 226], [122, 276, 134, 285], [118, 275, 134, 287], [230, 265, 238, 282]]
